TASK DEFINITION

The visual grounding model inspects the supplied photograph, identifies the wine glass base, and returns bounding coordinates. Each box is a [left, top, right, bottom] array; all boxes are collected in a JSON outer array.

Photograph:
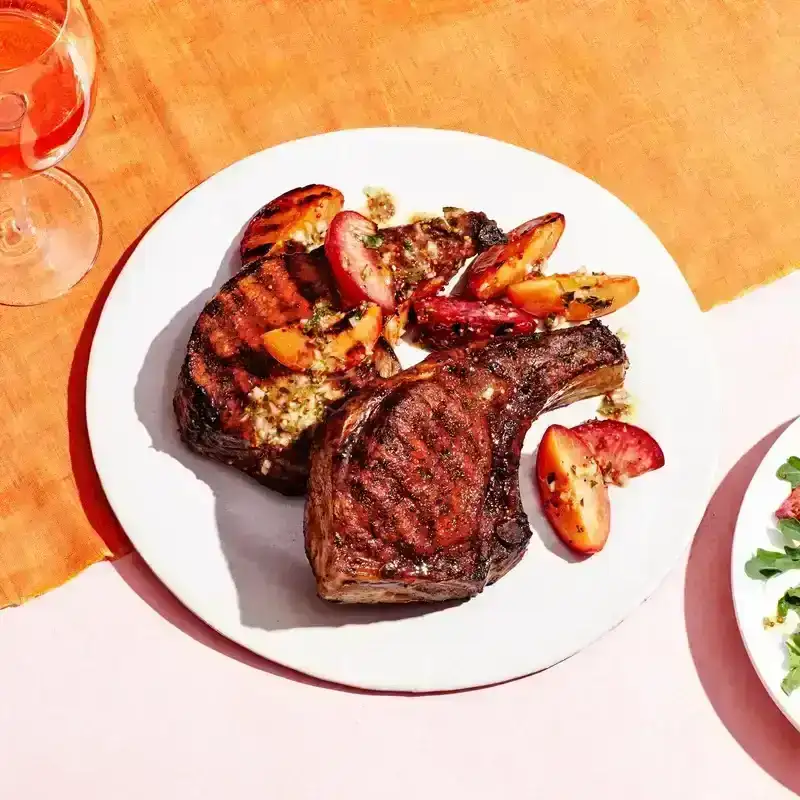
[[0, 168, 101, 306]]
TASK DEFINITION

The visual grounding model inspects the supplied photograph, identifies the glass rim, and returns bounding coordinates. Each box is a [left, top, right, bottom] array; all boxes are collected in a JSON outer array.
[[0, 0, 76, 75]]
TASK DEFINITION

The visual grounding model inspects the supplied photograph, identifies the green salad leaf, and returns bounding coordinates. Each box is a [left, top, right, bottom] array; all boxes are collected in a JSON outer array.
[[746, 456, 800, 696], [782, 632, 800, 695], [745, 546, 800, 580], [778, 517, 800, 545], [763, 587, 800, 696], [777, 456, 800, 490], [777, 586, 800, 621]]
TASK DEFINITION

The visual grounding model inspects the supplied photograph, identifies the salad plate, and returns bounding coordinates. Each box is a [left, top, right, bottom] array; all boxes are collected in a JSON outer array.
[[733, 418, 800, 730]]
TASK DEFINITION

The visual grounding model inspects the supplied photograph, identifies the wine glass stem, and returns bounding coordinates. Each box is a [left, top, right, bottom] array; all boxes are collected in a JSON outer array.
[[4, 177, 35, 244]]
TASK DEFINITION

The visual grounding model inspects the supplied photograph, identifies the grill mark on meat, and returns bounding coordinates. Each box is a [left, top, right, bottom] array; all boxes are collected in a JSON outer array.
[[305, 321, 628, 602], [174, 251, 401, 494], [255, 261, 311, 322]]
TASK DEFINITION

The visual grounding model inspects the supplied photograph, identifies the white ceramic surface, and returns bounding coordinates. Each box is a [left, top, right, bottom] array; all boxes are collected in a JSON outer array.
[[732, 418, 800, 730], [87, 127, 718, 692]]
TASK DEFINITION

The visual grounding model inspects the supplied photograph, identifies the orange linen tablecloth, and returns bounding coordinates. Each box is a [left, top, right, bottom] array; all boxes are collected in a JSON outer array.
[[1, 0, 798, 607]]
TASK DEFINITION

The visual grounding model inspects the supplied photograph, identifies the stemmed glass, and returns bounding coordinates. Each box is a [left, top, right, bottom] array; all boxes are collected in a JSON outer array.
[[0, 0, 99, 306]]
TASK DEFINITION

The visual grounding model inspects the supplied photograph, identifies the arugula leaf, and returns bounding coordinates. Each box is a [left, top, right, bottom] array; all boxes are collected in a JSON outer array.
[[763, 588, 800, 695], [778, 517, 800, 545], [745, 546, 800, 580], [751, 456, 800, 695], [776, 586, 800, 620], [782, 632, 800, 695], [777, 456, 800, 490]]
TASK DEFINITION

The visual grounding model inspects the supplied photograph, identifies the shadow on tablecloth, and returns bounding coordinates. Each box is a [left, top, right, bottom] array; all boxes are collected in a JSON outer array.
[[684, 420, 800, 793], [113, 551, 373, 694]]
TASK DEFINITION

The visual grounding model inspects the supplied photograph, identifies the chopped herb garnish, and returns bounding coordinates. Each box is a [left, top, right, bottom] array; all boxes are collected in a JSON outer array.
[[302, 301, 336, 335], [581, 294, 613, 312], [403, 238, 414, 252], [362, 233, 384, 249]]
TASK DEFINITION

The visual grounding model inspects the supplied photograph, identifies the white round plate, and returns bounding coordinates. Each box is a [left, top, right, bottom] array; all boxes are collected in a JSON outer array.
[[732, 418, 800, 730], [87, 127, 718, 692]]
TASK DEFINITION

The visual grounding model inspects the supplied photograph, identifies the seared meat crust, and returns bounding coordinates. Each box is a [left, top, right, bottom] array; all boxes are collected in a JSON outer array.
[[305, 321, 628, 601]]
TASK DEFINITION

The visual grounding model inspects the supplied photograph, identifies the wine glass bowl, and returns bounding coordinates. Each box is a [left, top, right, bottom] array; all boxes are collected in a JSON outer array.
[[0, 93, 28, 137], [0, 0, 100, 305]]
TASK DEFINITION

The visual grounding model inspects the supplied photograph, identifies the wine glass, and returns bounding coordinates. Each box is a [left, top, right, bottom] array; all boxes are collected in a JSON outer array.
[[0, 0, 99, 306]]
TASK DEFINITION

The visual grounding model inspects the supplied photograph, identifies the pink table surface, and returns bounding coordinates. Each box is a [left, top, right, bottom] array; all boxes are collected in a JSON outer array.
[[2, 274, 800, 799]]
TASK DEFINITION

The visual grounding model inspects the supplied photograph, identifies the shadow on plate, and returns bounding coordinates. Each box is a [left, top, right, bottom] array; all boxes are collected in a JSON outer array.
[[131, 224, 453, 636], [684, 419, 800, 793], [67, 189, 201, 559]]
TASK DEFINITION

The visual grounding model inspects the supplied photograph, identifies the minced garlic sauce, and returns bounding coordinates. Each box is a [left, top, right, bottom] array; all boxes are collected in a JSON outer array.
[[289, 218, 329, 250], [598, 387, 635, 421], [363, 186, 396, 225], [244, 375, 343, 448]]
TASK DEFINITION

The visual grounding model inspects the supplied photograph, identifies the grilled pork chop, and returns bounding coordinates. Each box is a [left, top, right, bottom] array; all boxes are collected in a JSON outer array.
[[174, 210, 503, 495], [173, 249, 398, 494], [305, 321, 628, 602]]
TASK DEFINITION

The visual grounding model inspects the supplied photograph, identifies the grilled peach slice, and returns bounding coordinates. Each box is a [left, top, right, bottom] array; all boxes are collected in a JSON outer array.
[[536, 424, 610, 555], [507, 273, 639, 321], [262, 305, 383, 373], [324, 304, 383, 368], [240, 184, 344, 264], [325, 211, 396, 312], [412, 297, 537, 350], [572, 420, 665, 486], [261, 326, 318, 371], [465, 212, 565, 300], [384, 301, 411, 346]]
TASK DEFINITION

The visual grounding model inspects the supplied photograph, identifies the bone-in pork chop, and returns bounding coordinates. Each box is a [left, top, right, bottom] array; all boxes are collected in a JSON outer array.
[[305, 321, 628, 601]]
